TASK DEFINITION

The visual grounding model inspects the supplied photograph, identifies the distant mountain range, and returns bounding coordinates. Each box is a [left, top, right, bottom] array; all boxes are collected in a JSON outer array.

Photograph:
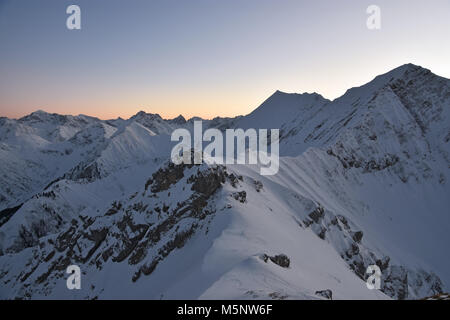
[[0, 63, 449, 299]]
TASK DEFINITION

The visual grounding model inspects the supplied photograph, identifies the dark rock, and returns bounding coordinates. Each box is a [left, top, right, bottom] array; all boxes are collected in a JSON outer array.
[[0, 203, 23, 227], [376, 256, 390, 272], [105, 201, 122, 216], [231, 191, 247, 203], [315, 289, 333, 300], [254, 180, 263, 192], [147, 163, 187, 193], [352, 231, 363, 244], [383, 266, 409, 300], [68, 161, 102, 182], [261, 253, 290, 268], [190, 167, 225, 196], [308, 206, 324, 223]]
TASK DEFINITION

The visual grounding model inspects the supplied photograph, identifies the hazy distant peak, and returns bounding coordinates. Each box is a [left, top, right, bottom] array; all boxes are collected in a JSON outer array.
[[130, 111, 163, 121], [272, 90, 327, 99], [31, 109, 49, 115], [188, 116, 204, 122], [20, 109, 50, 119], [168, 114, 187, 125], [18, 109, 64, 123]]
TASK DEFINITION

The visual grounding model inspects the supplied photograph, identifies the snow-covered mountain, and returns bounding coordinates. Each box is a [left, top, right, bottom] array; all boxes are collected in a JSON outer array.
[[0, 63, 449, 300]]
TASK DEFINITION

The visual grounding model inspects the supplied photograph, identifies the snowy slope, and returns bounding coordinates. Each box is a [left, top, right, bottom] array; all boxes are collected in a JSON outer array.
[[0, 162, 389, 299], [0, 112, 105, 210]]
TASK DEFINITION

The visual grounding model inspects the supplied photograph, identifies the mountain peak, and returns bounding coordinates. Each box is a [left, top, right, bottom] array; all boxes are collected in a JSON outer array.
[[382, 63, 429, 79], [28, 109, 51, 118], [169, 114, 186, 125], [32, 109, 49, 115], [272, 90, 325, 98], [335, 63, 437, 104], [19, 109, 57, 122], [131, 110, 162, 121]]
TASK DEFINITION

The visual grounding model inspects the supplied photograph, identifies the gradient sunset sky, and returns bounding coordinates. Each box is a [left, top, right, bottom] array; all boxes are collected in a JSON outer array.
[[1, 0, 449, 120]]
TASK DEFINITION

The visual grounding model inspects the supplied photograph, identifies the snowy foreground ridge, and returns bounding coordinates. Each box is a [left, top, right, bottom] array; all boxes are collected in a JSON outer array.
[[0, 64, 449, 299]]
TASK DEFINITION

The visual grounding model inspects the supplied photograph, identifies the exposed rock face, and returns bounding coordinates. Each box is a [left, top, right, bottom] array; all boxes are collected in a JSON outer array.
[[66, 162, 102, 182], [269, 254, 290, 268], [190, 167, 226, 196], [253, 180, 263, 192], [315, 289, 333, 300], [260, 254, 290, 268], [422, 293, 450, 300], [0, 162, 243, 298], [231, 191, 247, 203], [0, 204, 22, 228], [146, 162, 189, 193], [296, 201, 444, 300]]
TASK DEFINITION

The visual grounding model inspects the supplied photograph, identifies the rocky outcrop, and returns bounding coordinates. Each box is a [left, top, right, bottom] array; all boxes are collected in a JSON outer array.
[[261, 254, 290, 268], [0, 162, 241, 298], [297, 201, 444, 300], [315, 289, 333, 300]]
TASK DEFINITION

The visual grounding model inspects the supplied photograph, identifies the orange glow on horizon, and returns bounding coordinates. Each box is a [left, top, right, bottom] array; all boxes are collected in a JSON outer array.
[[0, 92, 270, 121]]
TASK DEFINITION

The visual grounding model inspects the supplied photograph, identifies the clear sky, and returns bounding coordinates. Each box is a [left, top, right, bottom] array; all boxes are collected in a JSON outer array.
[[0, 0, 449, 120]]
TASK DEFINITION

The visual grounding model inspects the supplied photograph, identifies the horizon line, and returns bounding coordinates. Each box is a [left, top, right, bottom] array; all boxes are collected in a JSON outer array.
[[1, 62, 443, 121]]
